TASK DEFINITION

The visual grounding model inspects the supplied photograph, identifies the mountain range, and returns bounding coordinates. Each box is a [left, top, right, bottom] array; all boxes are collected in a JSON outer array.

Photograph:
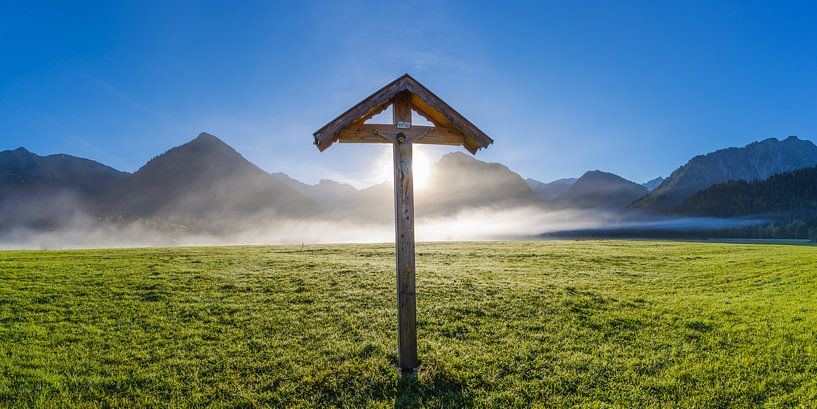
[[679, 165, 817, 219], [630, 136, 817, 212], [104, 133, 318, 223], [0, 147, 128, 231], [641, 177, 664, 191], [675, 165, 817, 239], [277, 151, 542, 221], [549, 170, 647, 209], [0, 133, 545, 232], [2, 132, 817, 238], [526, 178, 577, 201]]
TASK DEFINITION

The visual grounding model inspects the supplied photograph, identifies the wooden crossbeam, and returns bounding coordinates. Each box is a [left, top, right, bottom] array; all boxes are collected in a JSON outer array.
[[337, 124, 466, 146]]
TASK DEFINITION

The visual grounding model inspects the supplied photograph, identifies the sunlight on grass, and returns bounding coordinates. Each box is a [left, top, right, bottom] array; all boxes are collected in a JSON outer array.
[[0, 241, 815, 406]]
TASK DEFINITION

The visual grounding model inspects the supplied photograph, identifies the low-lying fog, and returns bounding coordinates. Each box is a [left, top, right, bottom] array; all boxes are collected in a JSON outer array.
[[0, 141, 772, 250], [0, 206, 764, 250]]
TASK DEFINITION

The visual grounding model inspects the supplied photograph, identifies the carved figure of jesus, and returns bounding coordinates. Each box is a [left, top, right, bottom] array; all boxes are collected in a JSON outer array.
[[396, 133, 411, 200]]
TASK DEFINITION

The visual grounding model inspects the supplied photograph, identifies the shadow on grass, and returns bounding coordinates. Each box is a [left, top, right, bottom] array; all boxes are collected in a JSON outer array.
[[393, 367, 472, 408]]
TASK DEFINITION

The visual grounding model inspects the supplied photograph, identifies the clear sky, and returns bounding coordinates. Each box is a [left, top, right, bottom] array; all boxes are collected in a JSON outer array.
[[2, 1, 816, 187]]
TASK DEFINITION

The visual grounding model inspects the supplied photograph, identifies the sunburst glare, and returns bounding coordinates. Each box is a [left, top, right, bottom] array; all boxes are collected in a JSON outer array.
[[373, 145, 433, 191]]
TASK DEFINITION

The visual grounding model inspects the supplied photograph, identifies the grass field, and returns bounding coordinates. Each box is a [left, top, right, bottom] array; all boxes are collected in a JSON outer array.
[[1, 241, 816, 407]]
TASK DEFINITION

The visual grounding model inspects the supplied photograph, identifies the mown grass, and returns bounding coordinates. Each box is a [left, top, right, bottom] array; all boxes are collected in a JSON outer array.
[[0, 241, 816, 407]]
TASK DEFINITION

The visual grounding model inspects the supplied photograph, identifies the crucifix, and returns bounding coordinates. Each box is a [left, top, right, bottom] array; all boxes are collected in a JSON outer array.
[[313, 74, 493, 373]]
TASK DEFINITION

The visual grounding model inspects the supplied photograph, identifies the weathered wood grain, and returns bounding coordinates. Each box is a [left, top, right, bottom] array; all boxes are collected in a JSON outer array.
[[336, 124, 466, 146], [391, 91, 419, 372]]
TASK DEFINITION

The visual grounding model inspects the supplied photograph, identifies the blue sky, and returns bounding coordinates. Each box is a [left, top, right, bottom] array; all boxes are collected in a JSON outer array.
[[2, 1, 816, 187]]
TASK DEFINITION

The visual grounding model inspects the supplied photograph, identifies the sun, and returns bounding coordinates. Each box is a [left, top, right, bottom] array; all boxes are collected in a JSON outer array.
[[412, 147, 432, 190], [375, 145, 433, 191]]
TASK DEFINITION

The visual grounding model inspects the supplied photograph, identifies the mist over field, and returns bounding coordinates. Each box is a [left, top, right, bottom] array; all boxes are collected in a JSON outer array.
[[0, 207, 556, 250], [0, 202, 765, 250], [3, 132, 800, 250], [0, 205, 583, 250]]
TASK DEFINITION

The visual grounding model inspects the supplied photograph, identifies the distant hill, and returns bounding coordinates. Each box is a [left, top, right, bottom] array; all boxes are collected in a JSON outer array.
[[641, 177, 664, 192], [630, 136, 817, 212], [552, 170, 647, 209], [310, 152, 545, 220], [677, 166, 817, 239], [272, 173, 360, 209], [273, 152, 542, 222], [0, 147, 128, 231], [526, 177, 577, 200], [0, 147, 128, 196], [679, 166, 817, 218], [106, 133, 318, 221], [418, 152, 541, 215]]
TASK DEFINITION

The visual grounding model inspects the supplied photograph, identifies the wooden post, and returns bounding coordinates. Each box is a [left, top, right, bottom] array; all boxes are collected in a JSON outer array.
[[392, 91, 418, 372]]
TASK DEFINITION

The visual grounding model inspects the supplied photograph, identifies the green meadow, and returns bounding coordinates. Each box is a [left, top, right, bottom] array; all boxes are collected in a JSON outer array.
[[0, 241, 815, 407]]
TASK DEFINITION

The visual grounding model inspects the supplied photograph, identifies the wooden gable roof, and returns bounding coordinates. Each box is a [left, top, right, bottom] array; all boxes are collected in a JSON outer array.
[[313, 74, 493, 154]]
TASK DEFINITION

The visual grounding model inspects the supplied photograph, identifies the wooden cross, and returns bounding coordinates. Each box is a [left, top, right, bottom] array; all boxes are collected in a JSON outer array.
[[313, 74, 493, 373]]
